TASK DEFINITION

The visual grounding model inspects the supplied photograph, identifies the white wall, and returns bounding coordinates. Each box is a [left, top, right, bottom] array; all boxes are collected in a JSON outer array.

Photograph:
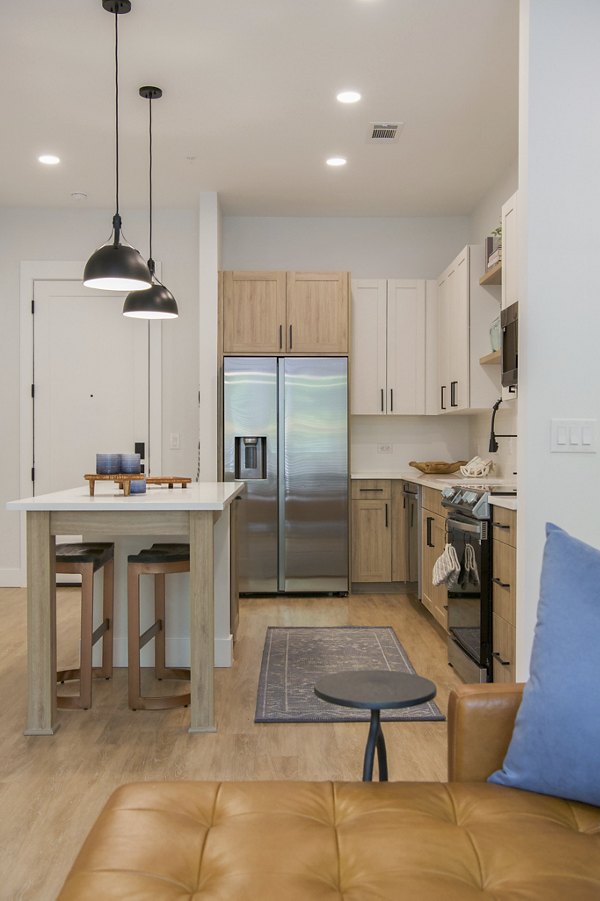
[[0, 207, 198, 580], [516, 1, 600, 678], [351, 415, 473, 474], [222, 216, 470, 277], [469, 160, 519, 246]]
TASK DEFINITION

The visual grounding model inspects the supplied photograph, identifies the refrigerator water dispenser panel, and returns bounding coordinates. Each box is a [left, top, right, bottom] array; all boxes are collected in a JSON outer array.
[[235, 436, 267, 479]]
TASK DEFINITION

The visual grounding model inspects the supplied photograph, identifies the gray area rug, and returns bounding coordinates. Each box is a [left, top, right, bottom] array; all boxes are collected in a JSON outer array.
[[255, 626, 445, 723]]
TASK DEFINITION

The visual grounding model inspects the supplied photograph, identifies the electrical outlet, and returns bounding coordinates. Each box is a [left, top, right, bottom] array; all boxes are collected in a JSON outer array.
[[377, 444, 393, 455]]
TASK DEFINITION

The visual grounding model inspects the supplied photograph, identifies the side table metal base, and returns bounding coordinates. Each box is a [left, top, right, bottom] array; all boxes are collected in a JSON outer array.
[[363, 708, 388, 782]]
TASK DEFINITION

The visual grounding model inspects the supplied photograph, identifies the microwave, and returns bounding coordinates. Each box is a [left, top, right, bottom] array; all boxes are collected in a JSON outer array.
[[501, 301, 518, 388]]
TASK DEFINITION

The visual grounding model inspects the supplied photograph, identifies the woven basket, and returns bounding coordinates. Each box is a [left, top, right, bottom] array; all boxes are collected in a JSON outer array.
[[408, 460, 468, 474]]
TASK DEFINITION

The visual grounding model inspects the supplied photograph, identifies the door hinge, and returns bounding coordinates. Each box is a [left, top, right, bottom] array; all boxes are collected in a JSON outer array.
[[31, 384, 35, 398], [31, 299, 35, 314]]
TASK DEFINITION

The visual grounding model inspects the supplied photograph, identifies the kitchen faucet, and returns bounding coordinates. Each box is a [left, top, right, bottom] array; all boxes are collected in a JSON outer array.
[[488, 398, 517, 453]]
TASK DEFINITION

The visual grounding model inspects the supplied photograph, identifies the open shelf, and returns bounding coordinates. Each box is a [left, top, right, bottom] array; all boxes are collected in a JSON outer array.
[[479, 260, 502, 285], [479, 350, 501, 365]]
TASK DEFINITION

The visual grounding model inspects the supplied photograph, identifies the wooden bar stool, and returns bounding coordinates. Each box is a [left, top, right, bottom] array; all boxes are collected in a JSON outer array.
[[55, 542, 114, 710], [127, 543, 191, 710]]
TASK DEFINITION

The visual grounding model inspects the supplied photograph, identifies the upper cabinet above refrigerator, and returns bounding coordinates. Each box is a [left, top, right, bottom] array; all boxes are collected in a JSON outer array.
[[221, 270, 349, 355]]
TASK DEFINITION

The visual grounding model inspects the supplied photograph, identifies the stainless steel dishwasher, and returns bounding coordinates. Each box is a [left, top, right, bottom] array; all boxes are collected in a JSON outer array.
[[403, 482, 421, 597]]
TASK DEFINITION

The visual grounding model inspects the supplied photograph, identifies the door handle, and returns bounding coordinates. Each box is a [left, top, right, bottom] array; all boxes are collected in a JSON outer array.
[[385, 503, 389, 528], [390, 388, 393, 412], [426, 516, 434, 547], [289, 324, 293, 350], [492, 651, 511, 666], [440, 385, 446, 411], [359, 488, 383, 492], [450, 381, 458, 407], [492, 522, 510, 531], [410, 504, 414, 527], [279, 324, 283, 350], [492, 576, 511, 590], [381, 388, 384, 412]]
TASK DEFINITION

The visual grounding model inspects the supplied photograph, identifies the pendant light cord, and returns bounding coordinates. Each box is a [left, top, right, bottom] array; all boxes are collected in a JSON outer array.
[[148, 94, 154, 272], [113, 10, 121, 243]]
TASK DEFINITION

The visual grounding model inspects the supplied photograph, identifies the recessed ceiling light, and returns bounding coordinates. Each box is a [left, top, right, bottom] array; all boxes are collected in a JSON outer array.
[[38, 154, 60, 165], [326, 157, 347, 167], [337, 90, 361, 104]]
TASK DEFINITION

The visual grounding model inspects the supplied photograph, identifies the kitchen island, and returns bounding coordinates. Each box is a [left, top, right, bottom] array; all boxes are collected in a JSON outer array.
[[7, 481, 245, 736]]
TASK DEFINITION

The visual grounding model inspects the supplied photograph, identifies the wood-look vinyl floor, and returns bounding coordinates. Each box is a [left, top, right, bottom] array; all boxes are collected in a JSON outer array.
[[0, 585, 462, 900]]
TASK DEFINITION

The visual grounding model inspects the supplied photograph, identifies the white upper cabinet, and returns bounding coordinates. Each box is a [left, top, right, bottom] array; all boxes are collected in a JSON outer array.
[[501, 191, 518, 311], [437, 245, 501, 413], [351, 278, 428, 415]]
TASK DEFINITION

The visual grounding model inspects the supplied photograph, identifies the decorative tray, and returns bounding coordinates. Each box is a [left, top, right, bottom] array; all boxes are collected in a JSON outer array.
[[408, 460, 468, 475]]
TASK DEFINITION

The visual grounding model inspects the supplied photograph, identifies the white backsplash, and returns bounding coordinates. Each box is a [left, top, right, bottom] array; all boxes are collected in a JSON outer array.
[[351, 406, 518, 480], [350, 415, 473, 473]]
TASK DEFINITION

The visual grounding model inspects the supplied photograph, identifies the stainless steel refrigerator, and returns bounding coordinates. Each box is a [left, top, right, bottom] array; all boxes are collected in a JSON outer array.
[[223, 356, 349, 594]]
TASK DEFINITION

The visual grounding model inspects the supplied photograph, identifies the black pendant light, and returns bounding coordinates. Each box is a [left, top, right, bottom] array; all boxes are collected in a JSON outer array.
[[83, 0, 152, 292], [123, 86, 178, 319]]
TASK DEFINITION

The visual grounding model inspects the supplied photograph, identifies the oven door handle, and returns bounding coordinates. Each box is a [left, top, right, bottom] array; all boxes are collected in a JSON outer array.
[[447, 518, 482, 537]]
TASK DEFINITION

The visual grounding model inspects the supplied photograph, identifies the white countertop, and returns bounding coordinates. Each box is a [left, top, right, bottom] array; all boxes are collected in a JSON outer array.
[[488, 495, 518, 511], [6, 481, 245, 512]]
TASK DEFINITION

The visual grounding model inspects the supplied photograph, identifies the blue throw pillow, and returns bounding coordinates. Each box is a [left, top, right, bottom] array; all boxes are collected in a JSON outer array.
[[488, 522, 600, 806]]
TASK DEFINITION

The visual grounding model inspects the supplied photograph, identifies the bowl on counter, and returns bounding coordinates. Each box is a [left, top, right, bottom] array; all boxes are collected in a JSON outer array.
[[409, 460, 468, 475]]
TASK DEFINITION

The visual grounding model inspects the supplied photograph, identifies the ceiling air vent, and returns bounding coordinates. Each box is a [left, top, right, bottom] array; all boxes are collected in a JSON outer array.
[[367, 122, 404, 143]]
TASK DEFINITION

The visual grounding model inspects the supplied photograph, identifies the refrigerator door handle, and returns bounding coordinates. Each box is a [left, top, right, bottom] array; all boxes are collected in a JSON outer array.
[[277, 362, 286, 591]]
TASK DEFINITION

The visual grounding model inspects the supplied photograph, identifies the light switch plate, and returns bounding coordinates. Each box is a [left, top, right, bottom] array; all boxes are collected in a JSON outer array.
[[169, 432, 180, 450], [550, 419, 596, 453]]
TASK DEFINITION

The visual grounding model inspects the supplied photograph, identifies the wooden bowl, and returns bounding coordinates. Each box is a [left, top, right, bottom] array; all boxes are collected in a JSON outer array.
[[408, 460, 468, 474]]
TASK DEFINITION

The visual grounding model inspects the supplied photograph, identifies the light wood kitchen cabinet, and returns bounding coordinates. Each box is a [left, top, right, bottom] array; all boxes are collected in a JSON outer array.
[[436, 245, 500, 413], [222, 271, 287, 353], [351, 480, 409, 583], [222, 270, 349, 355], [491, 505, 517, 682], [287, 272, 348, 353], [420, 487, 448, 631], [351, 278, 435, 415]]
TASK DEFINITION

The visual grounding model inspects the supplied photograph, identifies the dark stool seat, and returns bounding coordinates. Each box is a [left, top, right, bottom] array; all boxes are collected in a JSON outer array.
[[127, 543, 191, 711], [56, 541, 114, 710]]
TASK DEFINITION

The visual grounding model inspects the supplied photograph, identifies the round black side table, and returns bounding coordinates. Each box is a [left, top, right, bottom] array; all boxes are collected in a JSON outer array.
[[314, 670, 437, 782]]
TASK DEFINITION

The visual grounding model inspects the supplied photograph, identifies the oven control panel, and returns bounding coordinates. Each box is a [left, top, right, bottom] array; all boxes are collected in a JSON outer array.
[[441, 485, 491, 520]]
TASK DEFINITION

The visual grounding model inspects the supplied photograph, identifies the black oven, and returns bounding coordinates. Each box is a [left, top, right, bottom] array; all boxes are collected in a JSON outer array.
[[446, 515, 492, 682], [501, 301, 518, 388], [441, 485, 493, 683]]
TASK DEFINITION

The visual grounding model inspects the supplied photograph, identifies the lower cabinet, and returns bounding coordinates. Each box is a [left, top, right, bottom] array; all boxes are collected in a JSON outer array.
[[491, 506, 517, 682], [420, 487, 448, 631], [351, 480, 408, 583]]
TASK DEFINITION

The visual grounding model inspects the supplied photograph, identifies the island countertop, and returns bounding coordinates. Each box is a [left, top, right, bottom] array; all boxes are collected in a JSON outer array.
[[7, 481, 245, 512]]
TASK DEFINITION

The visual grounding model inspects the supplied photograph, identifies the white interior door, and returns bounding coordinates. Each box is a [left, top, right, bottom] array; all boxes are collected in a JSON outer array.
[[33, 280, 151, 497]]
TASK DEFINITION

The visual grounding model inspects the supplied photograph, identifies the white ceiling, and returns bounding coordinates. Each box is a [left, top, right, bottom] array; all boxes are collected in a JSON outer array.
[[1, 0, 519, 216]]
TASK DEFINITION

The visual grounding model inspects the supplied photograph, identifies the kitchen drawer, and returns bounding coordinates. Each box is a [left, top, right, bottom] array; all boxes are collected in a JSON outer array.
[[421, 486, 446, 518], [492, 541, 516, 624], [491, 506, 517, 548], [351, 479, 391, 500], [492, 612, 515, 682]]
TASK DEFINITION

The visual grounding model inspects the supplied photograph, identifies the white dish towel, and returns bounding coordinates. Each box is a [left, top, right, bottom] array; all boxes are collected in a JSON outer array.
[[432, 544, 461, 587]]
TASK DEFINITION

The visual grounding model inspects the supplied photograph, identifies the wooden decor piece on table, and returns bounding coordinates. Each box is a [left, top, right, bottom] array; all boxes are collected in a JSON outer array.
[[84, 475, 192, 496]]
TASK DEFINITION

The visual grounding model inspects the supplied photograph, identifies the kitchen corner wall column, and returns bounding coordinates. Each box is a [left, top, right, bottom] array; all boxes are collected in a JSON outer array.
[[198, 191, 221, 481]]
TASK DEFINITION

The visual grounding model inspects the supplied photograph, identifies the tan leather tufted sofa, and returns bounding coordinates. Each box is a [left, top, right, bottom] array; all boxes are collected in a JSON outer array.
[[59, 684, 600, 900]]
